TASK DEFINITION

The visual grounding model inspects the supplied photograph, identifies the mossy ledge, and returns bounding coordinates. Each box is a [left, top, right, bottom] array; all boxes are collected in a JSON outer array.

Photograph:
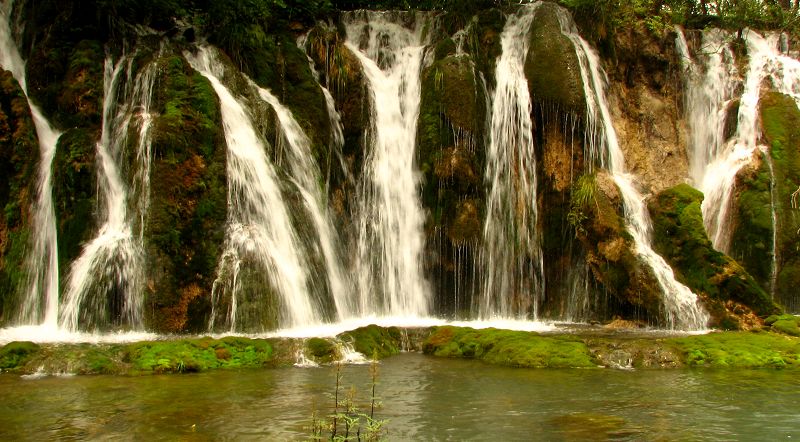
[[2, 323, 800, 375]]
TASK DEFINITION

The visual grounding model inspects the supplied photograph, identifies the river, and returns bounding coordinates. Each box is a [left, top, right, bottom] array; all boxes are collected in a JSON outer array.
[[1, 353, 798, 440]]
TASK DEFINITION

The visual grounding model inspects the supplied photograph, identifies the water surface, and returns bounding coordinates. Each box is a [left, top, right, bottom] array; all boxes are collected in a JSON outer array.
[[1, 353, 798, 440]]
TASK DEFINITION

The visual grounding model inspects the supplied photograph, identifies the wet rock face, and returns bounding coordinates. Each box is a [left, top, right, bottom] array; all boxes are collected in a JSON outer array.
[[603, 24, 688, 195], [524, 2, 585, 114], [569, 172, 665, 324], [730, 91, 800, 313], [648, 184, 779, 329], [145, 54, 227, 333], [0, 70, 39, 322]]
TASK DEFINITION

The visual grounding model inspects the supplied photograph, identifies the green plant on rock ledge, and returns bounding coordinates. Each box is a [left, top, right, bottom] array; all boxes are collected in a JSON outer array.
[[567, 173, 597, 236]]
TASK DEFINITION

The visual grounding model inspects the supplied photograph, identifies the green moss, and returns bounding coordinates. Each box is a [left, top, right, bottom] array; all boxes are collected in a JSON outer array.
[[525, 3, 585, 114], [305, 337, 337, 363], [338, 325, 402, 359], [669, 331, 800, 368], [422, 326, 597, 368], [145, 54, 227, 333], [123, 337, 274, 374], [757, 92, 800, 311], [0, 341, 41, 370], [0, 70, 40, 323], [649, 184, 779, 326], [52, 128, 97, 270], [765, 314, 800, 337]]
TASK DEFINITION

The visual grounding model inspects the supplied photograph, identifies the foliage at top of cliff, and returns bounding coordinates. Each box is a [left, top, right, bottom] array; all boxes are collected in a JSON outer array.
[[91, 0, 800, 36]]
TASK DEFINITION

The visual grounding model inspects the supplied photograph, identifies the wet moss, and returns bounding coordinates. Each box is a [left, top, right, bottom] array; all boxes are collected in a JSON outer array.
[[0, 70, 39, 323], [123, 337, 274, 374], [145, 54, 227, 333], [0, 341, 41, 371], [338, 324, 402, 359], [52, 128, 97, 270], [525, 2, 585, 114], [669, 331, 800, 368], [765, 314, 800, 337], [757, 92, 800, 312], [423, 326, 597, 368], [305, 337, 337, 363], [649, 184, 779, 327]]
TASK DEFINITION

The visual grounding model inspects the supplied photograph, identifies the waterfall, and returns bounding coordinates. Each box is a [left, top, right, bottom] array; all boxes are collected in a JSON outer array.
[[343, 11, 431, 317], [186, 46, 324, 331], [59, 54, 157, 331], [678, 29, 800, 253], [558, 10, 709, 329], [254, 86, 353, 320], [0, 0, 61, 327], [479, 3, 544, 319]]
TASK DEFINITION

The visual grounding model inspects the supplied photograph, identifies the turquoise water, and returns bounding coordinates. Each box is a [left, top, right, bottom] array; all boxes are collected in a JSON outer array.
[[1, 353, 798, 440]]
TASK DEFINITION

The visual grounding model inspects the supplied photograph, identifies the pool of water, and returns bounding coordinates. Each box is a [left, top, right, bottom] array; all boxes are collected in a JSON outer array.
[[1, 353, 798, 440]]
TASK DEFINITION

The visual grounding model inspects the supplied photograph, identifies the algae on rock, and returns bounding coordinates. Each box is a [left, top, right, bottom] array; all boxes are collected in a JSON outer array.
[[649, 183, 780, 329]]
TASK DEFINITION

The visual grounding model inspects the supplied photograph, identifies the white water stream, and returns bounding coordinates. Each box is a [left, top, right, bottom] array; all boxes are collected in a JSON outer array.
[[557, 9, 709, 329], [480, 4, 544, 319], [343, 11, 431, 317], [59, 55, 157, 331], [0, 0, 61, 328], [186, 46, 322, 331]]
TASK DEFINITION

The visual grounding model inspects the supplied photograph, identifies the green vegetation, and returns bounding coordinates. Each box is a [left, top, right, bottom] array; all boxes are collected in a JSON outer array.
[[0, 341, 41, 371], [338, 325, 403, 359], [423, 326, 598, 368], [766, 314, 800, 337], [0, 70, 39, 324], [670, 331, 800, 368], [649, 184, 780, 328], [124, 337, 274, 373], [310, 360, 387, 441]]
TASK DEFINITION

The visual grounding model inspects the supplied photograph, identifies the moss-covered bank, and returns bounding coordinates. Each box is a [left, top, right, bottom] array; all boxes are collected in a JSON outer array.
[[3, 323, 800, 375]]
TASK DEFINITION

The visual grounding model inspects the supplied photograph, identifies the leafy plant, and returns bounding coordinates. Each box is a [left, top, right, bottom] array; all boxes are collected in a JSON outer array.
[[309, 357, 387, 441]]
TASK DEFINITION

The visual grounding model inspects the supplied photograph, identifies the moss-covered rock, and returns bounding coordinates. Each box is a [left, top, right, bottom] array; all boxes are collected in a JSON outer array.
[[17, 0, 105, 129], [765, 314, 800, 337], [573, 172, 665, 324], [123, 337, 274, 374], [338, 324, 402, 359], [423, 326, 597, 368], [757, 92, 800, 312], [669, 331, 800, 368], [0, 341, 41, 371], [52, 128, 97, 271], [524, 2, 585, 114], [145, 54, 227, 333], [0, 70, 39, 324], [649, 184, 780, 328]]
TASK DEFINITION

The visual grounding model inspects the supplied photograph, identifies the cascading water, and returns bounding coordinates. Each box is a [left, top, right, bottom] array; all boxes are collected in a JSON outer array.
[[678, 29, 800, 254], [0, 0, 61, 328], [479, 3, 545, 319], [557, 9, 709, 329], [59, 54, 158, 331], [676, 29, 748, 253], [186, 46, 324, 331], [343, 11, 431, 317], [255, 86, 353, 320]]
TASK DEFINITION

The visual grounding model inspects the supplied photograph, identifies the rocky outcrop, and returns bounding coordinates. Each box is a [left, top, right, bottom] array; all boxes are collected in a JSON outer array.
[[145, 54, 228, 333], [570, 172, 666, 324], [606, 25, 689, 194], [731, 92, 800, 312], [417, 53, 487, 314], [0, 70, 39, 322], [649, 184, 780, 329]]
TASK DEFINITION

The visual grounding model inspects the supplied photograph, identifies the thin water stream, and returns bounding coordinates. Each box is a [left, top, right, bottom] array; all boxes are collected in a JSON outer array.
[[0, 353, 797, 440]]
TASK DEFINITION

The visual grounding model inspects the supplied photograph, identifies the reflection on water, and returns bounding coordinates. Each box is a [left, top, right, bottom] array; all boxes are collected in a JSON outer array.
[[1, 353, 798, 440]]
